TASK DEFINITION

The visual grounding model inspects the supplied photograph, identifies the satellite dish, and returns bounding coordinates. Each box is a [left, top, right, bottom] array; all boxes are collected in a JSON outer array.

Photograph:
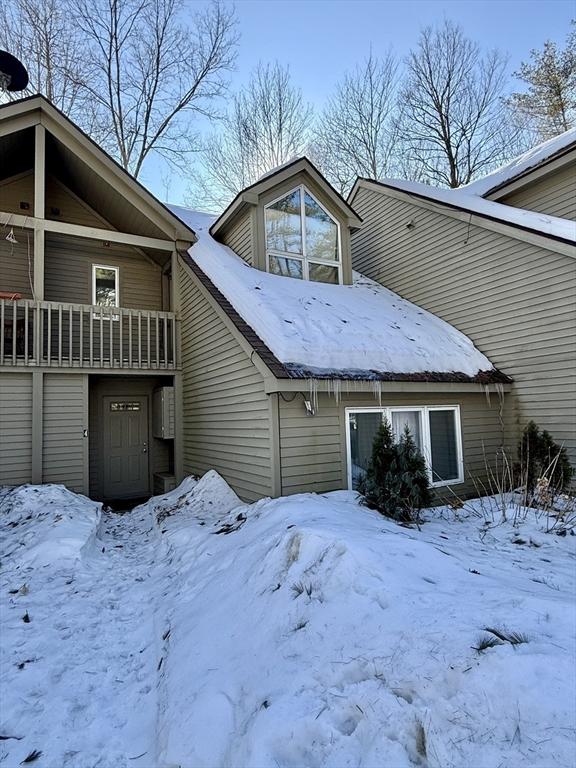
[[0, 50, 29, 92]]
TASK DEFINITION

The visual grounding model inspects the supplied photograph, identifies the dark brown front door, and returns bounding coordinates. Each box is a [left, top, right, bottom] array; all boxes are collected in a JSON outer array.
[[102, 396, 149, 499]]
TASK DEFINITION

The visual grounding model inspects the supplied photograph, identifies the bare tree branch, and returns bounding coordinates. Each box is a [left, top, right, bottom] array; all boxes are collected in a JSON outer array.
[[188, 61, 312, 210], [310, 52, 399, 194], [397, 21, 528, 188]]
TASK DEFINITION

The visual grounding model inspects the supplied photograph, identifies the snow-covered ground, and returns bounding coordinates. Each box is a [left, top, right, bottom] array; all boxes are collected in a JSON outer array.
[[1, 477, 575, 768]]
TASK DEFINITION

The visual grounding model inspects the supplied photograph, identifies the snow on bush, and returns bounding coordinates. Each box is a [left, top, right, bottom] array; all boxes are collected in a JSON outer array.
[[154, 476, 576, 768], [0, 484, 101, 568]]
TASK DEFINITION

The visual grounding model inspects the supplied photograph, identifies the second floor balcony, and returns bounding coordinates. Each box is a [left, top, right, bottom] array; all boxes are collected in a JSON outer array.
[[0, 298, 179, 370]]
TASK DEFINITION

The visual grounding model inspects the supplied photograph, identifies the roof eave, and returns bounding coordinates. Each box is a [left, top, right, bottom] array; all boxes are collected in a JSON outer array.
[[180, 250, 510, 389], [210, 157, 362, 240], [0, 94, 197, 245], [351, 178, 575, 248]]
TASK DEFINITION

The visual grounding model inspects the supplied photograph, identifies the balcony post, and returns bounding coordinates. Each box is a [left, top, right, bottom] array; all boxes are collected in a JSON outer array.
[[31, 370, 43, 483], [33, 125, 45, 301], [171, 250, 183, 482]]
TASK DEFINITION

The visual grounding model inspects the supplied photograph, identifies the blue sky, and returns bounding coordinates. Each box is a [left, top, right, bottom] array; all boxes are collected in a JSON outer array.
[[145, 0, 574, 202]]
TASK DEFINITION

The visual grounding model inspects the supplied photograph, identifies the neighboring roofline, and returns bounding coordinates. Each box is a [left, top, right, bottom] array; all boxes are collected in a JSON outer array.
[[349, 177, 576, 248], [483, 142, 576, 199], [180, 250, 511, 387], [209, 156, 363, 239], [0, 94, 197, 245]]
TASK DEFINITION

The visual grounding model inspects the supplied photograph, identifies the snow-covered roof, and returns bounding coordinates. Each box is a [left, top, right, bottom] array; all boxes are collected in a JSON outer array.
[[170, 205, 502, 382], [462, 128, 576, 198], [210, 157, 362, 241], [369, 178, 576, 244], [257, 157, 301, 182]]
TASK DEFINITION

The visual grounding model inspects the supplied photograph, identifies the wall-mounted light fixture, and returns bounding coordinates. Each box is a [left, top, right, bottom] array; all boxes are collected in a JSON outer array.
[[303, 399, 315, 417], [406, 219, 416, 231]]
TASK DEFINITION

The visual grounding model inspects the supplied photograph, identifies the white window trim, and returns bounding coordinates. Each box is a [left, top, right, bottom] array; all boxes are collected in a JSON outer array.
[[344, 405, 464, 490], [92, 264, 119, 319], [264, 184, 342, 284]]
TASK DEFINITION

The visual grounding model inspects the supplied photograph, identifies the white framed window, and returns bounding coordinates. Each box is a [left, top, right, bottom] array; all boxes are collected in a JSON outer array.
[[92, 265, 119, 318], [264, 185, 342, 284], [345, 405, 464, 490]]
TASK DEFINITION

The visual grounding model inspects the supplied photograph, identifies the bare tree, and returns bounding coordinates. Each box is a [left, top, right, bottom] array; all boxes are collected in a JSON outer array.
[[311, 52, 399, 194], [0, 0, 93, 120], [189, 61, 313, 210], [508, 22, 576, 141], [398, 21, 525, 188], [74, 0, 238, 178]]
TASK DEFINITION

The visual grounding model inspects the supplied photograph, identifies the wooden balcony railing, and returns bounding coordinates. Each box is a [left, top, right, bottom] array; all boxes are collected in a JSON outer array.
[[0, 299, 178, 370]]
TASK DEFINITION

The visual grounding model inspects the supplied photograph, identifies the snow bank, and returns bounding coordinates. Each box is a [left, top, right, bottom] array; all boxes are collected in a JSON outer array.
[[0, 484, 102, 568], [462, 128, 576, 197], [141, 470, 242, 526], [376, 177, 576, 242], [170, 206, 496, 378], [154, 477, 576, 768]]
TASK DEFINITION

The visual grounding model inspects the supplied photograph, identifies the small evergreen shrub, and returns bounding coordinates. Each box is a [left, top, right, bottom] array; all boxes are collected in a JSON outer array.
[[517, 421, 574, 495], [358, 420, 432, 523]]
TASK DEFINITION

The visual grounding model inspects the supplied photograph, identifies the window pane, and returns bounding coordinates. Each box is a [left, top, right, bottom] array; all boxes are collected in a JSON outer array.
[[309, 262, 339, 284], [391, 410, 422, 451], [268, 255, 303, 279], [348, 411, 383, 490], [265, 189, 303, 254], [95, 267, 117, 307], [110, 401, 140, 412], [304, 192, 339, 261], [429, 410, 459, 481]]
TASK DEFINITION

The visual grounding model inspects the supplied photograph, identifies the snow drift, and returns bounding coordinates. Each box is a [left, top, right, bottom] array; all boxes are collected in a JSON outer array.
[[0, 484, 101, 568], [154, 475, 576, 768]]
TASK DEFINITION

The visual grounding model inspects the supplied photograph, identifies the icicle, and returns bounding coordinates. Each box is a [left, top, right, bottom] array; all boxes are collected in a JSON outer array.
[[483, 383, 491, 407], [332, 378, 341, 404], [308, 378, 319, 412], [371, 379, 382, 406]]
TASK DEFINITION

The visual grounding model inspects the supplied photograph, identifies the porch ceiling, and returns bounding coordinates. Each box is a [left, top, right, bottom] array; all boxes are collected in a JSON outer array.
[[46, 134, 168, 242], [0, 128, 34, 181]]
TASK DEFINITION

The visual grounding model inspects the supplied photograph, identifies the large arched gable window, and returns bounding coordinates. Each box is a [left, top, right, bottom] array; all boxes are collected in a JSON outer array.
[[264, 185, 341, 284]]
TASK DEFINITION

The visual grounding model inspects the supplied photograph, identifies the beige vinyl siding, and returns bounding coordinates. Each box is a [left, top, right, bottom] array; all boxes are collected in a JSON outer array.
[[178, 257, 272, 501], [350, 186, 576, 469], [43, 373, 88, 492], [0, 172, 34, 215], [45, 234, 163, 310], [278, 391, 506, 498], [499, 164, 576, 220], [0, 172, 112, 226], [221, 209, 254, 265], [0, 231, 34, 298], [0, 372, 32, 485]]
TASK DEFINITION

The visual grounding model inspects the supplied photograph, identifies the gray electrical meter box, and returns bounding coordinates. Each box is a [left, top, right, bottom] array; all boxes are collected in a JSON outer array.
[[152, 386, 175, 439]]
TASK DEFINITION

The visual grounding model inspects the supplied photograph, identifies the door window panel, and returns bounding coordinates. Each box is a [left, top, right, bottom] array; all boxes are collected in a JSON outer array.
[[348, 411, 383, 490]]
